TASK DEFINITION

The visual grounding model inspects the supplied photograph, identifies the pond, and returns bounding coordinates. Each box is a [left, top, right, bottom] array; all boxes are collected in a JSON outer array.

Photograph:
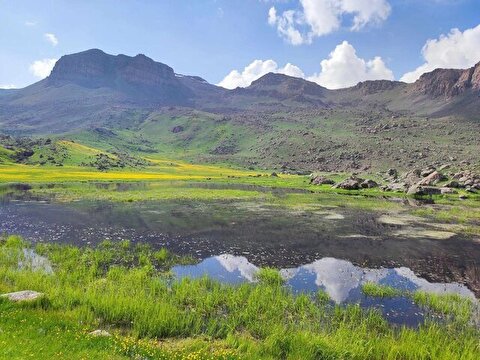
[[1, 183, 479, 326]]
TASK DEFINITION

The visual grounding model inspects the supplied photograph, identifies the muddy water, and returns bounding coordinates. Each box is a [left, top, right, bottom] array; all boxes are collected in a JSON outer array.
[[1, 185, 479, 300]]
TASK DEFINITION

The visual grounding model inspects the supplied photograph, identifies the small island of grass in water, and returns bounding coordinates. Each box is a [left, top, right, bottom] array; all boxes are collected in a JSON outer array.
[[0, 235, 479, 360]]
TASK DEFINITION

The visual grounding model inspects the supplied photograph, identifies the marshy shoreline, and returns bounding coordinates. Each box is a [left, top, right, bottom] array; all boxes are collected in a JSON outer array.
[[0, 235, 479, 359]]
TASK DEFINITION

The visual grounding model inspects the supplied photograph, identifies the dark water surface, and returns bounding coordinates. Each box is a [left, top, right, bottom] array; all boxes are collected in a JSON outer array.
[[1, 184, 479, 326]]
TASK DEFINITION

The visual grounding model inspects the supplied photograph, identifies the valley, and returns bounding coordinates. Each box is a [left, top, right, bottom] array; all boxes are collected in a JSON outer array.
[[1, 49, 479, 360]]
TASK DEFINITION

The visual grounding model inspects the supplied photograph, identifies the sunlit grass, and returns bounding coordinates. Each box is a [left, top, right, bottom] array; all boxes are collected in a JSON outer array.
[[362, 282, 402, 298], [0, 236, 479, 359], [413, 291, 475, 324]]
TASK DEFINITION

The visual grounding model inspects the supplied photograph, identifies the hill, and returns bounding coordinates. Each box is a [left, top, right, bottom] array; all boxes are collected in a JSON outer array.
[[0, 49, 479, 172]]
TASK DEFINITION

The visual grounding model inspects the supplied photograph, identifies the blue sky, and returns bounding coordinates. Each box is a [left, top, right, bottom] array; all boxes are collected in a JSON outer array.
[[1, 0, 480, 89]]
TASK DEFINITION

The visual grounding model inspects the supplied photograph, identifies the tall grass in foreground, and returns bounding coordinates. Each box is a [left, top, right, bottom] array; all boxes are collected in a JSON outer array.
[[0, 235, 479, 359]]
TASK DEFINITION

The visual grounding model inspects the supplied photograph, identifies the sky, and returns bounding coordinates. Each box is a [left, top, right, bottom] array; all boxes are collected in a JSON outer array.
[[1, 0, 480, 90]]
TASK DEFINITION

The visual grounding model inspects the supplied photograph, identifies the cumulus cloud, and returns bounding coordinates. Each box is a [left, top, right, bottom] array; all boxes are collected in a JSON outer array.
[[0, 84, 17, 89], [308, 41, 394, 89], [29, 58, 58, 78], [218, 59, 305, 89], [218, 41, 393, 89], [268, 0, 391, 45], [44, 33, 58, 46], [401, 24, 480, 82]]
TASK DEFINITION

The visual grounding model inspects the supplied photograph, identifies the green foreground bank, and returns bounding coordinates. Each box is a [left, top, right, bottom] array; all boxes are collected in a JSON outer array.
[[0, 236, 479, 360]]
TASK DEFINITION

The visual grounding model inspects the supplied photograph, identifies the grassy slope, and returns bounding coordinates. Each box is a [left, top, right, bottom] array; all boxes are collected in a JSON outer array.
[[1, 236, 479, 360], [66, 109, 480, 173]]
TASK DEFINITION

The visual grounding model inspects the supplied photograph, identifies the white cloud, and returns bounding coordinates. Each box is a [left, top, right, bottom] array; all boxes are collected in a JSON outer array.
[[29, 58, 58, 79], [0, 84, 17, 89], [308, 41, 394, 89], [44, 33, 58, 46], [268, 0, 391, 45], [401, 24, 480, 83], [218, 41, 393, 90], [25, 21, 37, 27], [218, 59, 305, 89]]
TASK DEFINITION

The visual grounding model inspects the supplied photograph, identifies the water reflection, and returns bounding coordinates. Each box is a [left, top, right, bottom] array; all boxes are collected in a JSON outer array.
[[1, 193, 479, 296], [173, 255, 476, 326]]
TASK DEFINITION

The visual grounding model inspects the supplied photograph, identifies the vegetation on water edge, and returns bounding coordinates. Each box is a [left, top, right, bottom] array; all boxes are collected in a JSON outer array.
[[361, 283, 476, 323], [362, 282, 402, 298], [0, 236, 479, 359]]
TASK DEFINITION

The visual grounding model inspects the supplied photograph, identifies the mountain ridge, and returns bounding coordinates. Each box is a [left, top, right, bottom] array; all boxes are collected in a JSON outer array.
[[0, 49, 479, 173]]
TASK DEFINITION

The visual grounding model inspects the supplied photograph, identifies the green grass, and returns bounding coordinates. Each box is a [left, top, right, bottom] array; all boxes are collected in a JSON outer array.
[[0, 236, 479, 359], [413, 291, 475, 324], [362, 282, 402, 298]]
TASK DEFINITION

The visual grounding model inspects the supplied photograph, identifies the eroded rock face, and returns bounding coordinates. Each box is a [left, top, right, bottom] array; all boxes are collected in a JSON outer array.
[[352, 80, 404, 94], [48, 49, 193, 104], [1, 290, 43, 302], [410, 62, 480, 98]]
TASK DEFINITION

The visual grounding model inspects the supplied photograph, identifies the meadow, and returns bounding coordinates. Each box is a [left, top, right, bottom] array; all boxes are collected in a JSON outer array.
[[0, 236, 479, 360]]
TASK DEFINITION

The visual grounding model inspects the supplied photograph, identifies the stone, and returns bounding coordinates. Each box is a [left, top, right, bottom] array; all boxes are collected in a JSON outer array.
[[386, 168, 398, 178], [1, 290, 43, 302], [270, 172, 278, 177], [89, 330, 111, 337], [360, 179, 378, 188], [400, 169, 422, 187], [444, 180, 462, 188], [420, 168, 436, 177], [171, 125, 184, 133], [310, 176, 335, 185], [334, 176, 364, 190], [440, 187, 458, 194], [407, 185, 441, 196], [417, 171, 446, 186]]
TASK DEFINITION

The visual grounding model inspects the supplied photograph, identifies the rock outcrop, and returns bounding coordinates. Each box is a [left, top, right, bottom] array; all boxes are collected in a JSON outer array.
[[48, 49, 193, 104], [410, 62, 480, 98], [310, 175, 335, 185]]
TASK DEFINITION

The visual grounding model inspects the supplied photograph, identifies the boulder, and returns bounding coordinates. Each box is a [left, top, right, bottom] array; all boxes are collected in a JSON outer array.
[[444, 180, 462, 188], [334, 176, 364, 190], [440, 187, 458, 195], [386, 168, 398, 179], [310, 176, 335, 185], [89, 330, 111, 337], [360, 179, 378, 189], [400, 169, 422, 186], [420, 168, 436, 177], [383, 182, 408, 192], [407, 185, 442, 196], [1, 290, 43, 302], [171, 125, 184, 133], [417, 171, 446, 186]]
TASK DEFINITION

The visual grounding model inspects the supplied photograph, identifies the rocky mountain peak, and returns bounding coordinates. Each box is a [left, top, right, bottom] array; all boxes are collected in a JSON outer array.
[[351, 80, 405, 94], [410, 61, 480, 98], [244, 73, 326, 98], [49, 49, 177, 90]]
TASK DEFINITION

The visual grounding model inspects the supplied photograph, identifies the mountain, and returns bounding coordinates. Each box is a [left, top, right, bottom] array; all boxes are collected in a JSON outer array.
[[48, 49, 193, 103], [409, 62, 480, 98], [0, 49, 479, 172]]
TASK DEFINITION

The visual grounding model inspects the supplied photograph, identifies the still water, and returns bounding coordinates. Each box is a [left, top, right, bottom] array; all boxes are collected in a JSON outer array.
[[1, 184, 479, 326]]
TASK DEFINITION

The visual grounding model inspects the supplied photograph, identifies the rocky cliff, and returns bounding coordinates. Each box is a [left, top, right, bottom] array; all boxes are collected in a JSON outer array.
[[410, 62, 480, 98]]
